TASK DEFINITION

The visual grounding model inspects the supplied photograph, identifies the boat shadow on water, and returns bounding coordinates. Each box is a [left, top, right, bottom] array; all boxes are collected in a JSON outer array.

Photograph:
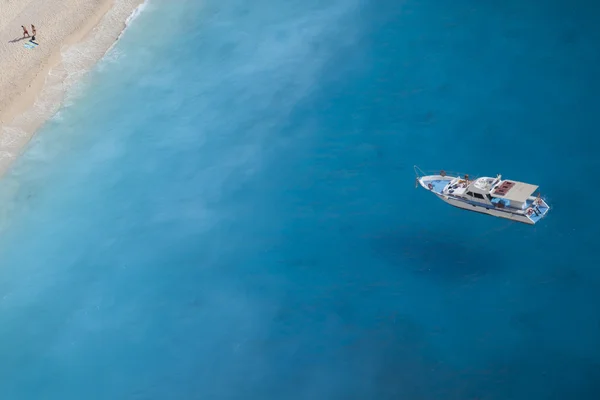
[[369, 229, 505, 282]]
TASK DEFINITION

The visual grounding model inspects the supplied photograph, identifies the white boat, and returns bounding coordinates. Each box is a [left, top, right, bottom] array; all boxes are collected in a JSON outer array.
[[414, 166, 550, 225]]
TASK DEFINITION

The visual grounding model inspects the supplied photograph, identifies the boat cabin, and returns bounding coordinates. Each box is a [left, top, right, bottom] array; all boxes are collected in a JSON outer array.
[[488, 179, 539, 210], [445, 176, 499, 200], [463, 177, 500, 205], [456, 176, 538, 209], [443, 174, 538, 210]]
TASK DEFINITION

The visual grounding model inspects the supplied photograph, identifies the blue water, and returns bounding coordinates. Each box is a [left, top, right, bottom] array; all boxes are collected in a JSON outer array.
[[1, 0, 599, 398]]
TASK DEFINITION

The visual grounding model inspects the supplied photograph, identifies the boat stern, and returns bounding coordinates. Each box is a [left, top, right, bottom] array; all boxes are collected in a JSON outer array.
[[525, 198, 551, 224]]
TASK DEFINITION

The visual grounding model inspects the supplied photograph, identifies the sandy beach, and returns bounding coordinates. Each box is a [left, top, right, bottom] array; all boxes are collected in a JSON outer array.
[[0, 0, 144, 175]]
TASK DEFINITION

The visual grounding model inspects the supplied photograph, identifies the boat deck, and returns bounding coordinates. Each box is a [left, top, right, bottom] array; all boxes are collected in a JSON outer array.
[[427, 179, 452, 194], [527, 200, 550, 223]]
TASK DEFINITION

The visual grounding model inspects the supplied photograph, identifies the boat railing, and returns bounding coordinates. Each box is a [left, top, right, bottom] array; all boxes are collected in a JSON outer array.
[[413, 165, 475, 180]]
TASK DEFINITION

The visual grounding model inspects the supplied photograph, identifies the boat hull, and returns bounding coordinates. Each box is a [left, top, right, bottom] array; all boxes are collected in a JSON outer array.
[[436, 193, 535, 224]]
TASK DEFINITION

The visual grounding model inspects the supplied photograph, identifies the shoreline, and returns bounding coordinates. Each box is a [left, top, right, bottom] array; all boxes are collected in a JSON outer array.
[[0, 0, 147, 176]]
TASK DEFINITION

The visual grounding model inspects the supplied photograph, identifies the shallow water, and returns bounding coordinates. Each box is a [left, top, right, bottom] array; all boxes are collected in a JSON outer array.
[[1, 0, 599, 398]]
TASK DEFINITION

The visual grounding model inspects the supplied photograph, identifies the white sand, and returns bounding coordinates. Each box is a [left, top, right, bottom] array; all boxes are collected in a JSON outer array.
[[0, 0, 145, 175]]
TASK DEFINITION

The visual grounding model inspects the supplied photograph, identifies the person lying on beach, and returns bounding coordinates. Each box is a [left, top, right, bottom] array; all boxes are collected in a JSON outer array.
[[22, 25, 30, 38]]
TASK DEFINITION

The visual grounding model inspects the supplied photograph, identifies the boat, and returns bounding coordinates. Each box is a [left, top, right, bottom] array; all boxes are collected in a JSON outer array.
[[414, 166, 550, 225]]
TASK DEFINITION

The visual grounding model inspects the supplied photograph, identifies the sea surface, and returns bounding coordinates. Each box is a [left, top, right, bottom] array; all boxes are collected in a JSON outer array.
[[1, 0, 599, 398]]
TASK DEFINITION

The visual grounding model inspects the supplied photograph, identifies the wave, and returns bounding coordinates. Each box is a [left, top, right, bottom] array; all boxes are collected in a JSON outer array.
[[112, 0, 150, 52]]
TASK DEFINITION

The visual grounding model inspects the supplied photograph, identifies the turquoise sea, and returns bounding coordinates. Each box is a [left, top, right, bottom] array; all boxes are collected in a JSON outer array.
[[1, 0, 599, 398]]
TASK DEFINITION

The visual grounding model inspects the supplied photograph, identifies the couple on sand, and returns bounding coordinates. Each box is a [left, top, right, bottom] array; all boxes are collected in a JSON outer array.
[[21, 24, 37, 42]]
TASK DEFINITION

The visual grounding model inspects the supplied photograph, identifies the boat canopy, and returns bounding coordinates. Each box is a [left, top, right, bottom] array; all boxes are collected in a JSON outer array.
[[491, 180, 538, 203]]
